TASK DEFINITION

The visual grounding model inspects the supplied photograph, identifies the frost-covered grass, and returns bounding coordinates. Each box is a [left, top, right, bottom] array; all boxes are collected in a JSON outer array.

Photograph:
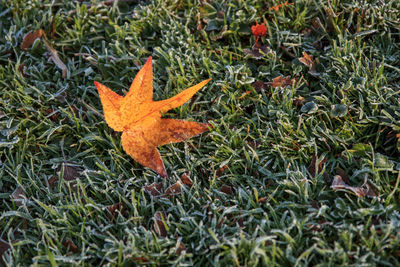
[[1, 0, 400, 265]]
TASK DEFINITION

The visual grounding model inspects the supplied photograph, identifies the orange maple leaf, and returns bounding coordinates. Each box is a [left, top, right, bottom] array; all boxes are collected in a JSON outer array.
[[94, 57, 211, 178]]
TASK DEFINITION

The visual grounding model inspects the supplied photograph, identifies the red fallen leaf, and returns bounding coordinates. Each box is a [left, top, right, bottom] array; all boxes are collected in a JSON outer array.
[[270, 0, 293, 11], [220, 184, 233, 195], [154, 211, 168, 237], [299, 51, 316, 72], [176, 242, 186, 255], [106, 202, 126, 222], [331, 175, 378, 198], [164, 181, 182, 196], [0, 238, 11, 266], [94, 57, 211, 178], [63, 238, 79, 253], [180, 172, 193, 187], [143, 182, 163, 197], [251, 23, 267, 37], [268, 75, 297, 88]]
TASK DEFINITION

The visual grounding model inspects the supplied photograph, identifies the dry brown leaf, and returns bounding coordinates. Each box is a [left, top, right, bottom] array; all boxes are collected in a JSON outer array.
[[143, 182, 163, 197], [63, 238, 79, 253], [43, 39, 68, 78], [258, 196, 268, 203], [180, 173, 193, 187], [220, 184, 233, 195], [252, 80, 269, 93], [57, 162, 82, 181], [331, 175, 378, 198], [176, 242, 186, 255], [308, 155, 329, 181], [21, 29, 44, 50], [21, 29, 68, 78], [0, 238, 11, 266], [269, 75, 297, 88], [244, 43, 270, 59], [293, 96, 306, 107], [11, 186, 26, 207], [216, 165, 229, 177], [164, 181, 182, 196], [94, 57, 211, 178], [299, 51, 316, 72], [154, 211, 168, 237], [106, 202, 126, 222]]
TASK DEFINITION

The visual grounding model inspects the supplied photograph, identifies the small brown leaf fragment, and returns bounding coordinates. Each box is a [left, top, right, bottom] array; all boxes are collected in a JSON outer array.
[[299, 51, 316, 72], [11, 186, 26, 207], [216, 165, 229, 177], [331, 175, 378, 198], [106, 202, 126, 222], [217, 217, 225, 229], [308, 155, 326, 178], [63, 238, 79, 253], [220, 184, 233, 195], [21, 29, 44, 50], [258, 196, 268, 203], [154, 211, 167, 237], [336, 167, 349, 183], [244, 43, 270, 59], [143, 182, 163, 197], [180, 173, 193, 187], [269, 75, 296, 88], [132, 256, 149, 263], [238, 216, 244, 227], [48, 176, 59, 188], [0, 239, 11, 266], [311, 200, 319, 209], [176, 242, 186, 255], [252, 80, 269, 93], [42, 39, 68, 78], [57, 162, 82, 181], [164, 182, 182, 196], [293, 96, 306, 107], [45, 108, 58, 122], [18, 63, 27, 77], [21, 29, 68, 78]]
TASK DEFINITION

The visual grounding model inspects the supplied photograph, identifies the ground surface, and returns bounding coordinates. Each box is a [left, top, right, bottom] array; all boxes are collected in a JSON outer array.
[[1, 0, 400, 266]]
